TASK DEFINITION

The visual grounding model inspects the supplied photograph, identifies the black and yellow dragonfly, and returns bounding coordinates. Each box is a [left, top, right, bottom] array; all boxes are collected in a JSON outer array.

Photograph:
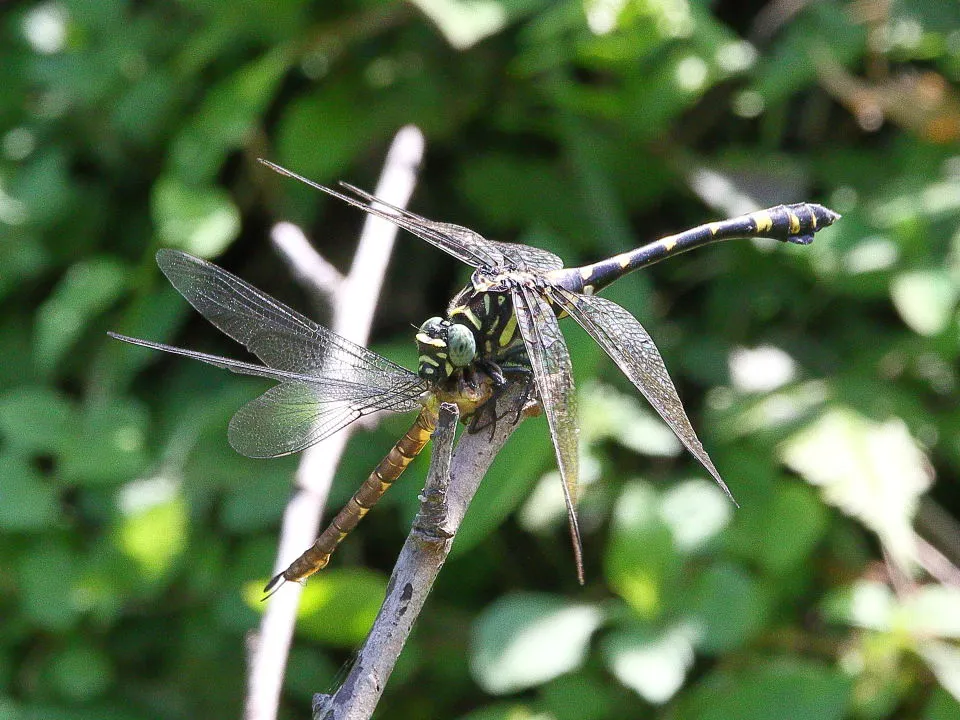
[[111, 165, 838, 591], [260, 160, 838, 585]]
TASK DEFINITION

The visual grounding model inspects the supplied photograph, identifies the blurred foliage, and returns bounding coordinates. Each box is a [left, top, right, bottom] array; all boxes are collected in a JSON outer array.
[[2, 0, 960, 718]]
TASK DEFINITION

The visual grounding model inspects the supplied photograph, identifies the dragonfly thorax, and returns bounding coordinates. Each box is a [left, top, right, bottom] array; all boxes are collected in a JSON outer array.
[[416, 316, 477, 381]]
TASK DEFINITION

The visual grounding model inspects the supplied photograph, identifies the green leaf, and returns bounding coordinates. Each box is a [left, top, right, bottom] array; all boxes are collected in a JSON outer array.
[[114, 476, 189, 579], [16, 539, 80, 632], [726, 483, 828, 575], [603, 625, 697, 704], [151, 175, 241, 258], [603, 482, 678, 619], [34, 257, 127, 376], [0, 235, 48, 301], [453, 418, 550, 557], [470, 593, 601, 694], [276, 568, 388, 647], [682, 660, 853, 720], [0, 386, 76, 455], [684, 563, 766, 654], [0, 454, 58, 531], [168, 48, 290, 182], [48, 642, 114, 702], [60, 400, 149, 485], [780, 407, 932, 565], [890, 270, 958, 336], [924, 688, 960, 720]]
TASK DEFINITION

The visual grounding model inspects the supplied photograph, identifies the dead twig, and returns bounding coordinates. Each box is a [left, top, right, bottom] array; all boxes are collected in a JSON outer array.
[[244, 125, 426, 720]]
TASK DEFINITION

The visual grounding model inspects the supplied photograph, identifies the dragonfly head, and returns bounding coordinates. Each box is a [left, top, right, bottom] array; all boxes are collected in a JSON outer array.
[[416, 316, 477, 381]]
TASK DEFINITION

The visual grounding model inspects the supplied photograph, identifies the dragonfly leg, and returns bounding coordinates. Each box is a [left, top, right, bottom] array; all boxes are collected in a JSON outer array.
[[467, 362, 534, 437]]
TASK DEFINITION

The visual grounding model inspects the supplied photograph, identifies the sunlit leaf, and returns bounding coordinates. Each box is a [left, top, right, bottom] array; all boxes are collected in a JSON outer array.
[[578, 380, 682, 455], [659, 479, 732, 553], [890, 270, 958, 336], [901, 586, 960, 640], [780, 407, 932, 566], [151, 175, 241, 258], [282, 568, 389, 647], [918, 641, 960, 705], [471, 593, 601, 694], [114, 475, 188, 579], [412, 0, 545, 50], [603, 624, 697, 704]]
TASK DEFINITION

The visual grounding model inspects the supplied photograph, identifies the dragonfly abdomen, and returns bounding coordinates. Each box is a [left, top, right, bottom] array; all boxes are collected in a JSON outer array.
[[264, 406, 439, 593], [553, 202, 840, 296]]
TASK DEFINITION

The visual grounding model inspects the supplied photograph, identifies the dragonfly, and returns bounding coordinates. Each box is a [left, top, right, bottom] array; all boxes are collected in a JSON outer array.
[[259, 159, 840, 585], [112, 166, 839, 592], [109, 250, 495, 596]]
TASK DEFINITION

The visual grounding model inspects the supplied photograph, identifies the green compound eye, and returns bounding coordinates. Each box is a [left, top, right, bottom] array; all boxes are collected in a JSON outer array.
[[417, 316, 445, 337], [446, 323, 476, 368]]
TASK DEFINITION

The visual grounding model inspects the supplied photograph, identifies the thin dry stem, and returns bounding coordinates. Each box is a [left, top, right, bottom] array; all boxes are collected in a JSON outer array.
[[244, 125, 426, 720]]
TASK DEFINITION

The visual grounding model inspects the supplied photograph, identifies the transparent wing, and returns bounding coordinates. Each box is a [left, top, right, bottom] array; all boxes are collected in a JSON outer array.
[[228, 379, 425, 458], [109, 333, 426, 458], [489, 240, 563, 272], [156, 250, 416, 392], [338, 181, 510, 269], [257, 160, 504, 269], [551, 288, 734, 503], [512, 284, 585, 583], [338, 183, 564, 272]]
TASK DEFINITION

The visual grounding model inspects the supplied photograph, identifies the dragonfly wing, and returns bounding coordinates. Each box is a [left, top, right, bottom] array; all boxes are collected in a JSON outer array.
[[257, 161, 505, 269], [228, 379, 425, 458], [109, 332, 428, 457], [336, 181, 508, 270], [156, 250, 412, 386], [512, 284, 584, 583], [342, 181, 564, 273], [489, 240, 563, 272], [109, 332, 333, 385], [552, 289, 734, 503]]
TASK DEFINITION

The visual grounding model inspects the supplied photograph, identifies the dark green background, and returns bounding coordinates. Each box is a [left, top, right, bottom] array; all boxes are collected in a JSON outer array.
[[3, 1, 960, 718]]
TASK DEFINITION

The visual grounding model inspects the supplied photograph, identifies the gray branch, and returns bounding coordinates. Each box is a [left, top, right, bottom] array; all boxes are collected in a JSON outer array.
[[314, 387, 529, 720]]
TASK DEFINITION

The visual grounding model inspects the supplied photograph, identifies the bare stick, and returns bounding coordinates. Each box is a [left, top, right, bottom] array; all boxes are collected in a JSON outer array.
[[314, 388, 528, 720], [272, 221, 344, 305], [244, 125, 426, 720]]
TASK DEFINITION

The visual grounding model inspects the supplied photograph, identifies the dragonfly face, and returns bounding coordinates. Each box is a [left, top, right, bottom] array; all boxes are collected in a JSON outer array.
[[416, 316, 477, 381]]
